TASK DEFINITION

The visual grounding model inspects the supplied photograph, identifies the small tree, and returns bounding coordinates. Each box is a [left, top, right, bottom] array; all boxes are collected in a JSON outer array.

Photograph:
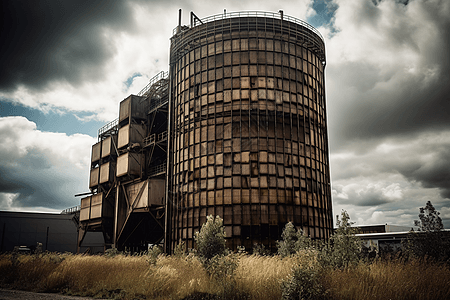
[[278, 222, 298, 257], [277, 222, 313, 257], [194, 215, 227, 261], [318, 210, 361, 269], [194, 215, 241, 298], [281, 266, 325, 300], [405, 201, 449, 261], [278, 224, 323, 299], [414, 201, 444, 232]]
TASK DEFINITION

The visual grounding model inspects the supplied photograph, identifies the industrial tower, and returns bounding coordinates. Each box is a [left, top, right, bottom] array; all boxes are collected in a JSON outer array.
[[78, 10, 332, 253]]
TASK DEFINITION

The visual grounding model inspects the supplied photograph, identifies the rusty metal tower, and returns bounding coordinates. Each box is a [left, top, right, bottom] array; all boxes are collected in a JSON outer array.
[[167, 11, 332, 251]]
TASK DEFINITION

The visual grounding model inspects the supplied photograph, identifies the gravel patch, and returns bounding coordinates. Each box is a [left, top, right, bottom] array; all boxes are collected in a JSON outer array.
[[0, 289, 98, 300]]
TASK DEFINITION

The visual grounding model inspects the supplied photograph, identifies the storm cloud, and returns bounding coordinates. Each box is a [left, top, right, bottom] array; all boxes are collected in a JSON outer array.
[[326, 0, 450, 146], [0, 0, 136, 92]]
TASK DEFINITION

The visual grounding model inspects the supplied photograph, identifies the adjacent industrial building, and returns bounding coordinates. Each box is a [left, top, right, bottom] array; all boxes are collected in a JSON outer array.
[[79, 10, 332, 253], [0, 211, 103, 253]]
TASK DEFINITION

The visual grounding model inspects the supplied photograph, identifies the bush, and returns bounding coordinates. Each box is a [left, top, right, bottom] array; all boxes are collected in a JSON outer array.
[[403, 230, 450, 261], [277, 222, 313, 257], [194, 215, 227, 261], [318, 210, 361, 269], [278, 222, 298, 257], [174, 241, 187, 257], [146, 245, 163, 265], [252, 243, 271, 256], [104, 247, 121, 258], [281, 266, 325, 300], [205, 254, 238, 281]]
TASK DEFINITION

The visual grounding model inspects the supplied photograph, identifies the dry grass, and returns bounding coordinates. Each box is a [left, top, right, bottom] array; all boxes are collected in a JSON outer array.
[[322, 258, 450, 300], [1, 252, 450, 300], [235, 252, 317, 300], [44, 254, 214, 299], [0, 253, 212, 299]]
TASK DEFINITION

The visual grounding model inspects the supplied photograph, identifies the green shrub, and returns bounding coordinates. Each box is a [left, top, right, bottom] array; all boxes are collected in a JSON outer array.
[[146, 245, 163, 265], [404, 201, 450, 261], [252, 243, 271, 256], [173, 241, 187, 257], [205, 254, 238, 281], [278, 222, 314, 257], [281, 265, 324, 300], [278, 222, 298, 257], [104, 247, 121, 258], [318, 210, 361, 269], [194, 215, 227, 261]]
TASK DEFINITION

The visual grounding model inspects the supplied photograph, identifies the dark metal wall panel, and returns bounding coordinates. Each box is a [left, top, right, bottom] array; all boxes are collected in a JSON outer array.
[[0, 211, 78, 253]]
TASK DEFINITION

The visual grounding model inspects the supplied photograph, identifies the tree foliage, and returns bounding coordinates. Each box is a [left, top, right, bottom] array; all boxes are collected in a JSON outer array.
[[414, 201, 444, 232], [318, 210, 361, 269], [194, 215, 227, 261], [281, 266, 325, 300], [405, 201, 449, 261], [277, 222, 312, 257], [277, 211, 361, 268], [194, 215, 243, 299]]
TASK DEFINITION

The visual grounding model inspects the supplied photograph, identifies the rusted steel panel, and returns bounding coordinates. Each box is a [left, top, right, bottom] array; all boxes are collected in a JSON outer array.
[[101, 135, 117, 158], [119, 95, 147, 123], [91, 142, 101, 163], [80, 196, 91, 221], [125, 178, 165, 209], [89, 167, 99, 188], [117, 124, 147, 149], [85, 193, 113, 220], [99, 161, 115, 184], [116, 153, 141, 177]]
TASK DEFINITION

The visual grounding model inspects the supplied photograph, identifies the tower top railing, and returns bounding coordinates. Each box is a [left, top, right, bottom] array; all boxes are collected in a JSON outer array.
[[138, 71, 169, 97], [173, 10, 324, 43]]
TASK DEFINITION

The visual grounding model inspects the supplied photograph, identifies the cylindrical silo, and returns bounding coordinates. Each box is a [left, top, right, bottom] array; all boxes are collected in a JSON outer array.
[[167, 11, 332, 251]]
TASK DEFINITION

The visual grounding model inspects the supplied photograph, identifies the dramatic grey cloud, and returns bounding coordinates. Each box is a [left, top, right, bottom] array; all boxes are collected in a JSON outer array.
[[0, 116, 95, 211], [0, 0, 316, 121], [324, 0, 450, 226], [0, 0, 137, 92], [326, 0, 450, 146]]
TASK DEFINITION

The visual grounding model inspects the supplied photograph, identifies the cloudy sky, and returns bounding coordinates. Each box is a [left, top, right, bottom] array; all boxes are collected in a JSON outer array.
[[1, 0, 449, 228]]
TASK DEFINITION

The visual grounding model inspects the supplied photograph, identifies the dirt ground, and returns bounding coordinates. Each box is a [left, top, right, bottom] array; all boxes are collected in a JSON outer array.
[[0, 289, 98, 300]]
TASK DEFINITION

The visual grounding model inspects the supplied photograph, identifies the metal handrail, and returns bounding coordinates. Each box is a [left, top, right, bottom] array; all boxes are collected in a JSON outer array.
[[173, 11, 324, 42], [98, 118, 118, 138], [158, 131, 168, 141], [144, 130, 168, 147], [149, 162, 167, 176], [149, 95, 169, 112], [144, 133, 156, 146], [137, 71, 169, 97], [61, 205, 81, 214]]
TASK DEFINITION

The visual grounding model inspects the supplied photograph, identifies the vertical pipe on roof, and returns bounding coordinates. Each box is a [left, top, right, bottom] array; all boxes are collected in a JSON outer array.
[[178, 9, 182, 34]]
